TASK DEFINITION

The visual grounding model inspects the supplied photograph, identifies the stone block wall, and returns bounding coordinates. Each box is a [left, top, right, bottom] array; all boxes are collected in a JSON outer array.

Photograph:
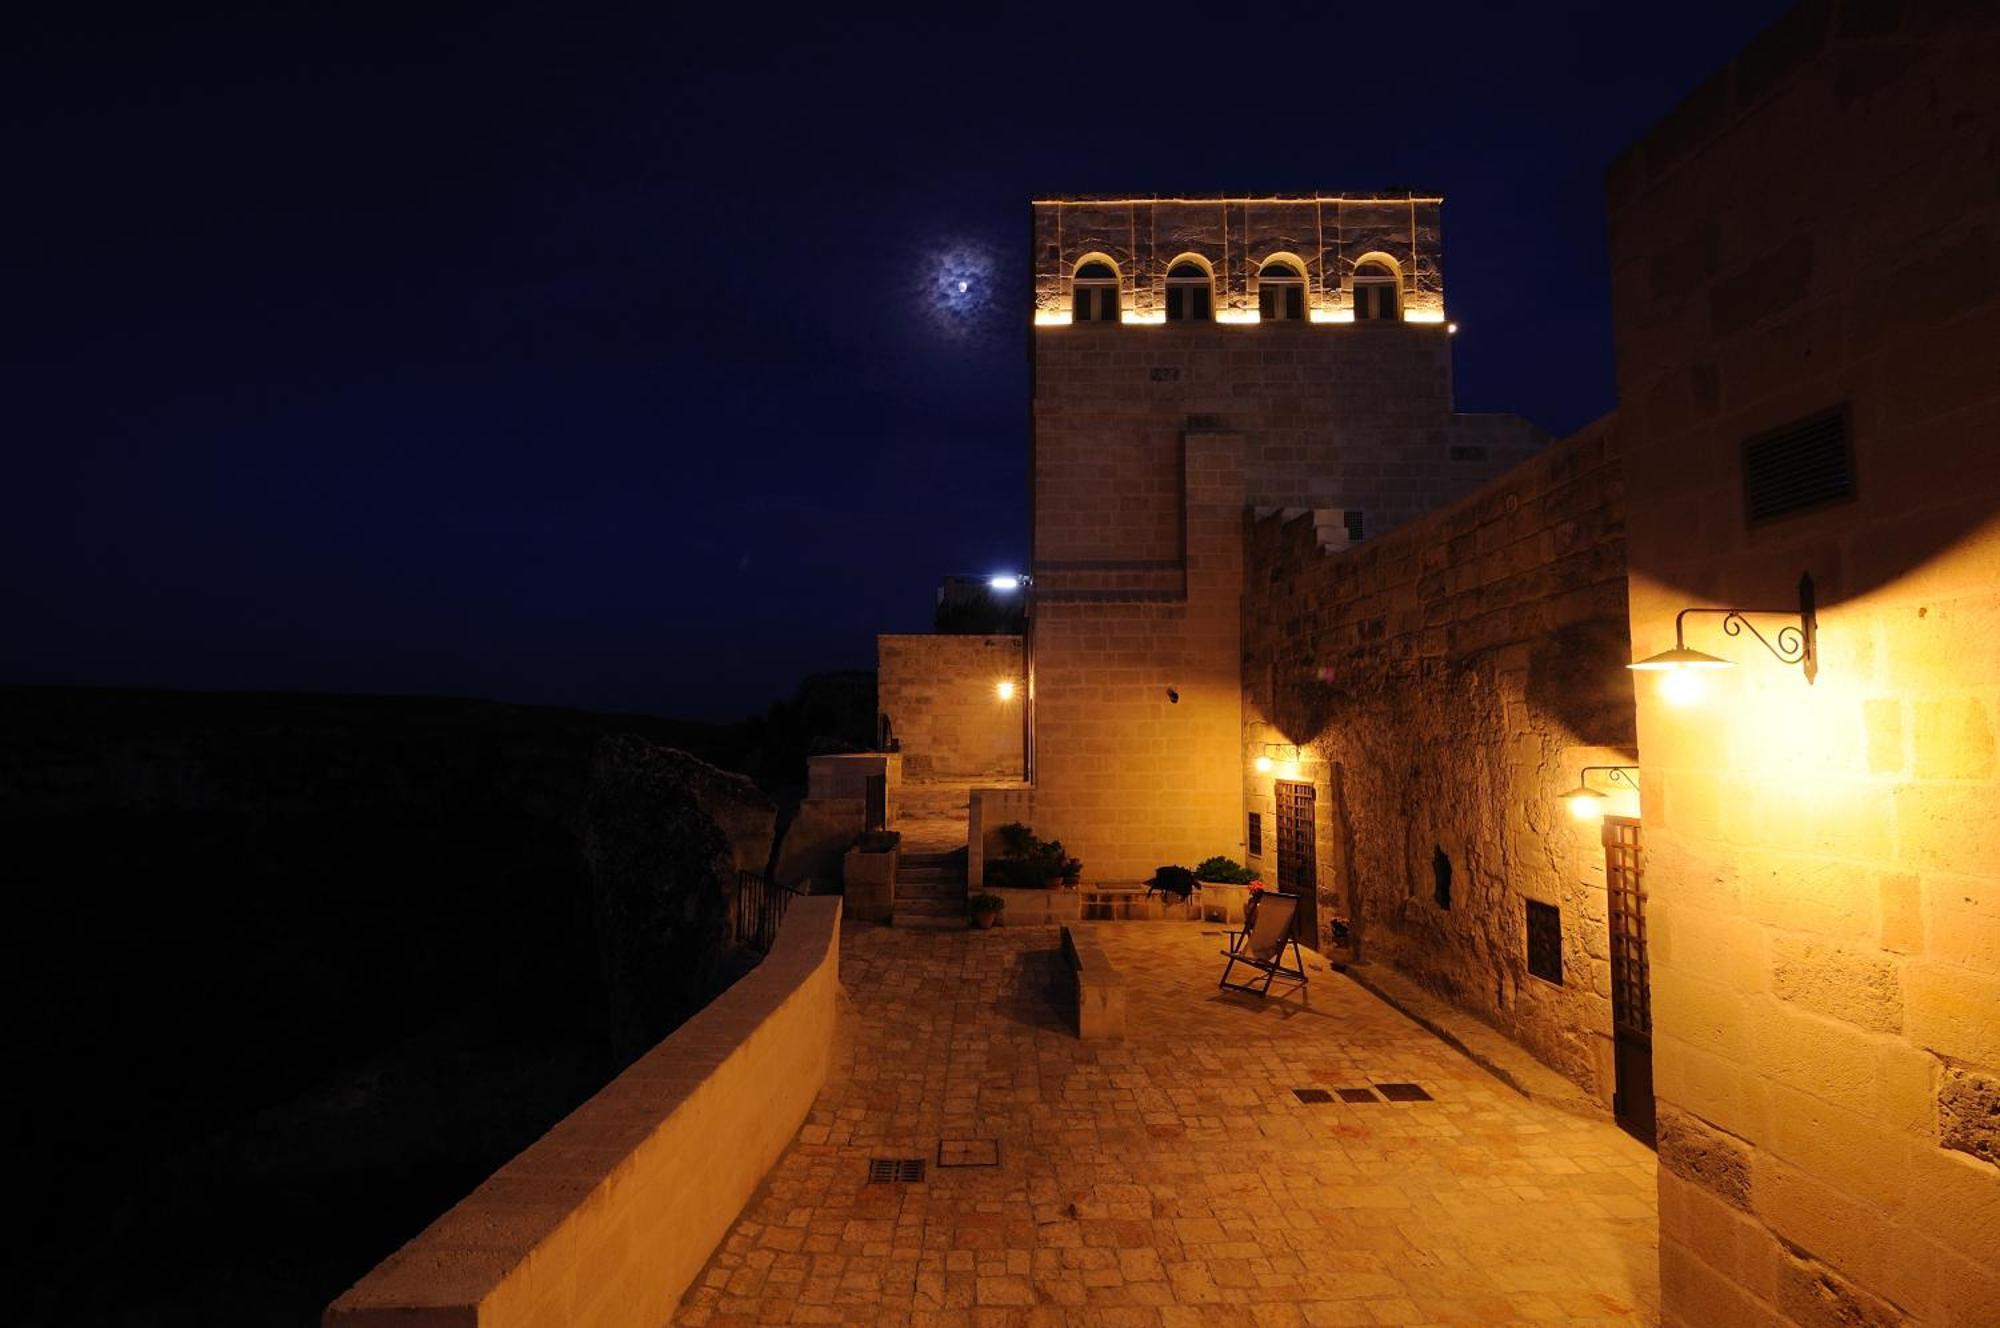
[[1029, 429, 1246, 882], [876, 634, 1024, 781], [1242, 418, 1634, 1097], [1608, 4, 2000, 1322]]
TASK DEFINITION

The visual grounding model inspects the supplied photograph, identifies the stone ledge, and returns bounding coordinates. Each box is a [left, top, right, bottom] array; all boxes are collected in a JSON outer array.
[[325, 897, 844, 1328], [1336, 959, 1609, 1122]]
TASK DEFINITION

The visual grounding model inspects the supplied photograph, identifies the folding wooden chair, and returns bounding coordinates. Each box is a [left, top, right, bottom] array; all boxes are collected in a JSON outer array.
[[1218, 891, 1309, 997]]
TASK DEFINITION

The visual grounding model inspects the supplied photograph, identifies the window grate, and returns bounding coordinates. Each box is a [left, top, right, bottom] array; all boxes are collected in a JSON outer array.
[[1375, 1083, 1433, 1102], [867, 1158, 926, 1183], [1744, 407, 1853, 524], [1292, 1087, 1334, 1104], [1526, 900, 1564, 985], [1343, 509, 1365, 542], [1248, 812, 1262, 857]]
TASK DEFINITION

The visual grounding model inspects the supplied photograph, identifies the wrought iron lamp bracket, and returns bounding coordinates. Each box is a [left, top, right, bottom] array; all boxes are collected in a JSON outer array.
[[1673, 572, 1819, 683], [1578, 765, 1640, 793]]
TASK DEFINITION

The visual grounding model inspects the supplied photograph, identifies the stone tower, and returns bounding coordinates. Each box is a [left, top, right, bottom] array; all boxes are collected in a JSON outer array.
[[1027, 194, 1547, 884]]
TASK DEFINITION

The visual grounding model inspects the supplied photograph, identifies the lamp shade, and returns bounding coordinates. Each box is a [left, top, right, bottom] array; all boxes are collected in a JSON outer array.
[[1628, 646, 1735, 671]]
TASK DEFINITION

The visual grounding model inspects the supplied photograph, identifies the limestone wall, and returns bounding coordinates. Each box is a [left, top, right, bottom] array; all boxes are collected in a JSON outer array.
[[1243, 419, 1634, 1096], [325, 896, 843, 1328], [1608, 5, 2000, 1322], [876, 634, 1024, 781]]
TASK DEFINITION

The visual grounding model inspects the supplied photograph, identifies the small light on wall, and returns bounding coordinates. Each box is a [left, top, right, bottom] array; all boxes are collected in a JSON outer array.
[[995, 680, 1016, 701], [1447, 322, 1459, 335], [1254, 755, 1273, 774], [1557, 766, 1638, 824], [988, 574, 1022, 592]]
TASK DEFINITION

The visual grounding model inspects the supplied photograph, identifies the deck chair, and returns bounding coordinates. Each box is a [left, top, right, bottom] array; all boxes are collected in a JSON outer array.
[[1218, 891, 1309, 997]]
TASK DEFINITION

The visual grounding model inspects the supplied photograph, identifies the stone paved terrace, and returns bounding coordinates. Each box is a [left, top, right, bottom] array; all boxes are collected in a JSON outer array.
[[675, 923, 1659, 1327]]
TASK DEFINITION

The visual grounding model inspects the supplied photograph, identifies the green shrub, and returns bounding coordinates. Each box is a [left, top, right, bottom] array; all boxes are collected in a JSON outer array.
[[968, 893, 1006, 916], [1193, 855, 1255, 884], [985, 823, 1081, 887]]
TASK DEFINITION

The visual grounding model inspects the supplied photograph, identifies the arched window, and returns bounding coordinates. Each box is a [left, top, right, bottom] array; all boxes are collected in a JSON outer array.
[[1165, 259, 1213, 323], [1257, 258, 1306, 322], [1071, 259, 1120, 323], [1352, 260, 1400, 321]]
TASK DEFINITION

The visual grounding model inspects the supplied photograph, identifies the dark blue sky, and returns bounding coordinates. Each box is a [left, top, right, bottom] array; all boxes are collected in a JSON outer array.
[[3, 2, 1790, 719]]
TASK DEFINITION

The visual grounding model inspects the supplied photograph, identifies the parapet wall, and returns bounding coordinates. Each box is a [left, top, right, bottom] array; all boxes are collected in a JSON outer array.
[[324, 896, 843, 1328], [1243, 418, 1634, 1096]]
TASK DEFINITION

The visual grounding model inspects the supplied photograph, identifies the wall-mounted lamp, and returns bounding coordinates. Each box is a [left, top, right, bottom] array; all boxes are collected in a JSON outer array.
[[1629, 572, 1818, 705], [988, 574, 1026, 592], [995, 680, 1017, 701], [1558, 766, 1639, 823], [1253, 742, 1301, 778]]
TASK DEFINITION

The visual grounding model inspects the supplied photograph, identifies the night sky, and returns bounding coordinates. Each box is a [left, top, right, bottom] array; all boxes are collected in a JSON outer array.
[[5, 3, 1791, 720]]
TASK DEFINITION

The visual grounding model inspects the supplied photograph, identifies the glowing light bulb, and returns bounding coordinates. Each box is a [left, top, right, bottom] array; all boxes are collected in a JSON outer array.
[[1564, 791, 1606, 823], [958, 280, 968, 293], [1254, 755, 1273, 774], [995, 680, 1016, 701], [1660, 668, 1708, 707], [988, 574, 1020, 591]]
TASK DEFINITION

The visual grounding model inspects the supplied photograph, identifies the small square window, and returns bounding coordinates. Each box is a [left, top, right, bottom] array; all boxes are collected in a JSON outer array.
[[1526, 900, 1563, 985], [1248, 812, 1263, 856]]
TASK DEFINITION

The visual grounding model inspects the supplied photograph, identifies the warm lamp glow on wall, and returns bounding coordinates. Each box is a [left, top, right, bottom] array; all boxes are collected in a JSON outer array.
[[1629, 573, 1818, 704], [1253, 755, 1273, 774], [1254, 743, 1300, 779], [1558, 766, 1639, 823], [995, 680, 1017, 701]]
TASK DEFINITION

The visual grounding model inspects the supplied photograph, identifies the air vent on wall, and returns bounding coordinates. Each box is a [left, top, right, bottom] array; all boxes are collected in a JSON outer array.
[[1743, 407, 1854, 524]]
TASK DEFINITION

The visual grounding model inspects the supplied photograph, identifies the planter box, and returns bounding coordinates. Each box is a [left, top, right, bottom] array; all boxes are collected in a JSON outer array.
[[987, 885, 1081, 927], [1078, 886, 1198, 922], [842, 844, 897, 924], [1194, 881, 1252, 926]]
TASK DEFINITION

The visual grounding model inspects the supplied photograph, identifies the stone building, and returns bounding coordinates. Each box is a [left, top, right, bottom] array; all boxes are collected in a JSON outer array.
[[875, 8, 2000, 1323], [1018, 195, 1547, 882]]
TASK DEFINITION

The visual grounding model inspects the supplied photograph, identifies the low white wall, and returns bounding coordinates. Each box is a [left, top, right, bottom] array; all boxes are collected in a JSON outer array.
[[324, 896, 843, 1328]]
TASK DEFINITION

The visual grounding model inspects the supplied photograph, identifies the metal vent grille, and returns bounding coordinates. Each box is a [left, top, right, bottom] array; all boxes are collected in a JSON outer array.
[[1526, 900, 1564, 985], [1744, 408, 1853, 523], [867, 1158, 926, 1183]]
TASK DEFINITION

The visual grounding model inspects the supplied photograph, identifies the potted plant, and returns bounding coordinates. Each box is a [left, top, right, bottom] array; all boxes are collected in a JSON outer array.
[[968, 893, 1005, 929], [1193, 855, 1256, 884], [986, 822, 1082, 890], [1149, 865, 1196, 900]]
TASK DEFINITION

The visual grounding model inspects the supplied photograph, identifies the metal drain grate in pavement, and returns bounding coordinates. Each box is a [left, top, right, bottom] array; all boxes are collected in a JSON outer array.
[[1336, 1087, 1380, 1103], [1375, 1083, 1434, 1102], [1292, 1088, 1334, 1104], [867, 1158, 926, 1183], [937, 1139, 999, 1168]]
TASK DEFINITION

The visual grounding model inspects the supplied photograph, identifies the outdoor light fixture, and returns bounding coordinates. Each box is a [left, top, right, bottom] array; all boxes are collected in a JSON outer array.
[[1629, 573, 1818, 705], [1254, 743, 1300, 778], [995, 680, 1017, 701], [988, 574, 1022, 592], [1558, 766, 1639, 823]]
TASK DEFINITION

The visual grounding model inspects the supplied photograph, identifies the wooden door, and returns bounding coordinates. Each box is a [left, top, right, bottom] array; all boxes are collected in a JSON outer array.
[[1274, 780, 1317, 945], [1604, 815, 1655, 1146]]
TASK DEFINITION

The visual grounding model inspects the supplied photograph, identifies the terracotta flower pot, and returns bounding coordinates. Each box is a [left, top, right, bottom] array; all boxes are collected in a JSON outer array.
[[974, 911, 1000, 929]]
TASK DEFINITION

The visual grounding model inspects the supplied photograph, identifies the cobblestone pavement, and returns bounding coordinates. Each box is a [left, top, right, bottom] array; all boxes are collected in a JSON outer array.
[[675, 922, 1659, 1327]]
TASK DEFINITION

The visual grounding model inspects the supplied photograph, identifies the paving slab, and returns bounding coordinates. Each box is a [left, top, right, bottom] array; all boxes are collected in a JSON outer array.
[[674, 922, 1659, 1327]]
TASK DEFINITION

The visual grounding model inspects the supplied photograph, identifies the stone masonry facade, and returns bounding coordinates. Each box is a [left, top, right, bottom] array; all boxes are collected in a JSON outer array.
[[1029, 196, 1548, 882], [1609, 6, 2000, 1325], [876, 635, 1024, 782], [1243, 418, 1634, 1100]]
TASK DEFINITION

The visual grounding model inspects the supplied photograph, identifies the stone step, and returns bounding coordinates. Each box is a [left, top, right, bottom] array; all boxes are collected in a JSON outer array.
[[895, 896, 966, 916], [895, 913, 965, 931], [899, 867, 964, 882], [896, 886, 965, 902]]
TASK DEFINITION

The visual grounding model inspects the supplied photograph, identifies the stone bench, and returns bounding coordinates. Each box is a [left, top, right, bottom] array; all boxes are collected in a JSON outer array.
[[1056, 924, 1127, 1039]]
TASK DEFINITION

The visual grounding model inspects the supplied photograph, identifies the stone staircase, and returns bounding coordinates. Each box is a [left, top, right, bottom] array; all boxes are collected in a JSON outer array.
[[894, 846, 967, 930]]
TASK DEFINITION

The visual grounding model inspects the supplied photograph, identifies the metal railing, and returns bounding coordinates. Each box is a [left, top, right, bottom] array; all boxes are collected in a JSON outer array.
[[733, 871, 803, 954]]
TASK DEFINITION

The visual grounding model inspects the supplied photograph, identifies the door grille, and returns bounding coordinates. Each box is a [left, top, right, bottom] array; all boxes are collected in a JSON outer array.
[[1605, 818, 1650, 1036]]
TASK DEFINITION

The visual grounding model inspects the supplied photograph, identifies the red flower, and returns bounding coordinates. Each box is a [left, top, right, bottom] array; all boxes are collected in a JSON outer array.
[[1246, 879, 1266, 893]]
